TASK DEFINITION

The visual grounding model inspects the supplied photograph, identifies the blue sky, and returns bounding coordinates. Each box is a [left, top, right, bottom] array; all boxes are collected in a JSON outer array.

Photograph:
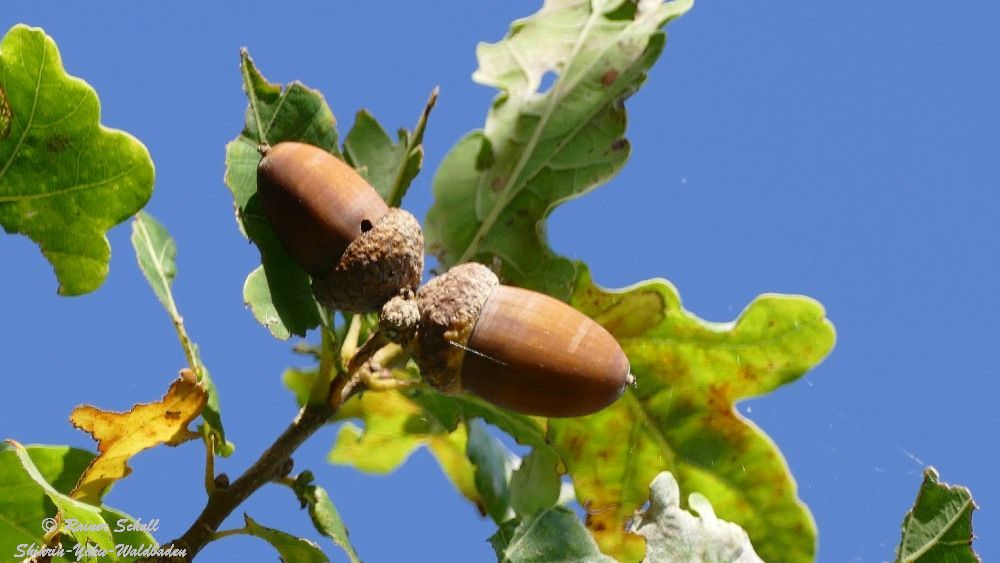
[[2, 2, 998, 561]]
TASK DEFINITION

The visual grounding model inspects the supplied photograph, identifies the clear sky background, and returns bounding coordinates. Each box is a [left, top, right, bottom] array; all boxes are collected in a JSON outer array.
[[2, 2, 998, 562]]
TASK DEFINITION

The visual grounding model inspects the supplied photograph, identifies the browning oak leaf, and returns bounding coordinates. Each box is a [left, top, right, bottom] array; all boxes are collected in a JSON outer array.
[[548, 269, 836, 562], [68, 371, 207, 504]]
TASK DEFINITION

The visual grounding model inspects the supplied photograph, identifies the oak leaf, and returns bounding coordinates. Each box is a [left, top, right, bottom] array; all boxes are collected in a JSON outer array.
[[68, 371, 206, 504]]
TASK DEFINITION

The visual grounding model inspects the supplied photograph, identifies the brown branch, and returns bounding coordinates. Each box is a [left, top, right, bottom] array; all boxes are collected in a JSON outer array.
[[149, 332, 393, 561], [149, 351, 378, 561], [149, 403, 331, 561]]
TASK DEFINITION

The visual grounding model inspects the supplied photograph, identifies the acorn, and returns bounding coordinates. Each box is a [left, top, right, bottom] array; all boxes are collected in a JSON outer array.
[[381, 263, 630, 417], [256, 142, 423, 312]]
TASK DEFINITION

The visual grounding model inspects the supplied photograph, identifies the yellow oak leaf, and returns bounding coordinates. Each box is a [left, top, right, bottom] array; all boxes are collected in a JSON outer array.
[[68, 370, 206, 504]]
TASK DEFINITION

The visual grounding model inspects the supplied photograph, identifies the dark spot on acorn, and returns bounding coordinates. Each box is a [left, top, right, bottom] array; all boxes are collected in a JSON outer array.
[[361, 219, 373, 233]]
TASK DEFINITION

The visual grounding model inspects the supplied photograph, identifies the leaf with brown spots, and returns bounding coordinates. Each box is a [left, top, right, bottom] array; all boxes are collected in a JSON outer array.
[[0, 85, 11, 139], [548, 268, 836, 563], [0, 25, 154, 295], [68, 371, 207, 504]]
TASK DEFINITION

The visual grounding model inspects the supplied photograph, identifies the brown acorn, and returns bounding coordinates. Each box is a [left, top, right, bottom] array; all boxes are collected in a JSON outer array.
[[381, 263, 630, 417], [257, 142, 423, 312]]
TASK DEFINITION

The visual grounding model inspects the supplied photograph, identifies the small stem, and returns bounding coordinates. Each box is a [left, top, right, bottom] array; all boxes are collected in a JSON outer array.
[[272, 476, 296, 488], [208, 526, 248, 542], [308, 327, 338, 404], [363, 372, 417, 391], [202, 433, 216, 495], [347, 331, 390, 374], [339, 315, 363, 367], [172, 317, 199, 374], [317, 305, 334, 332], [42, 516, 62, 545], [371, 343, 407, 369]]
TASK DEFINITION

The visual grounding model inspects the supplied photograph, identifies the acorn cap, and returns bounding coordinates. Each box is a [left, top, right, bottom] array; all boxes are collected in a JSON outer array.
[[312, 207, 424, 313], [405, 263, 499, 393], [380, 291, 421, 342]]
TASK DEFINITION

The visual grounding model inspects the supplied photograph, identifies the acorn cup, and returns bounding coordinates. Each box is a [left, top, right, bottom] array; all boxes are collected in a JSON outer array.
[[380, 263, 631, 417], [256, 142, 423, 313]]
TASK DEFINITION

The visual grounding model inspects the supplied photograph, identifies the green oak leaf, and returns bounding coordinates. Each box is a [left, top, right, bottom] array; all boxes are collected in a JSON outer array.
[[489, 506, 615, 563], [509, 447, 561, 517], [283, 367, 318, 408], [130, 212, 176, 311], [467, 419, 517, 524], [0, 441, 153, 561], [318, 384, 546, 517], [425, 0, 692, 299], [407, 388, 549, 450], [98, 505, 159, 562], [0, 444, 95, 558], [343, 88, 437, 207], [287, 371, 552, 520], [326, 388, 481, 510], [287, 473, 361, 563], [288, 363, 551, 518], [242, 514, 329, 563], [631, 471, 762, 563], [131, 211, 233, 456], [0, 443, 158, 562], [224, 48, 336, 339], [896, 467, 979, 563], [546, 270, 836, 562], [0, 24, 154, 295]]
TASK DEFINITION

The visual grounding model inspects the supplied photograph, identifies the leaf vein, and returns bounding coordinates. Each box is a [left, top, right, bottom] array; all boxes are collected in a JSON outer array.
[[0, 164, 139, 203], [0, 29, 47, 183]]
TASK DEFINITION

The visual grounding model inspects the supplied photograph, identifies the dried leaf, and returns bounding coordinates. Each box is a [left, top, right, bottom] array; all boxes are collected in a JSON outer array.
[[69, 372, 206, 504], [548, 270, 835, 562]]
